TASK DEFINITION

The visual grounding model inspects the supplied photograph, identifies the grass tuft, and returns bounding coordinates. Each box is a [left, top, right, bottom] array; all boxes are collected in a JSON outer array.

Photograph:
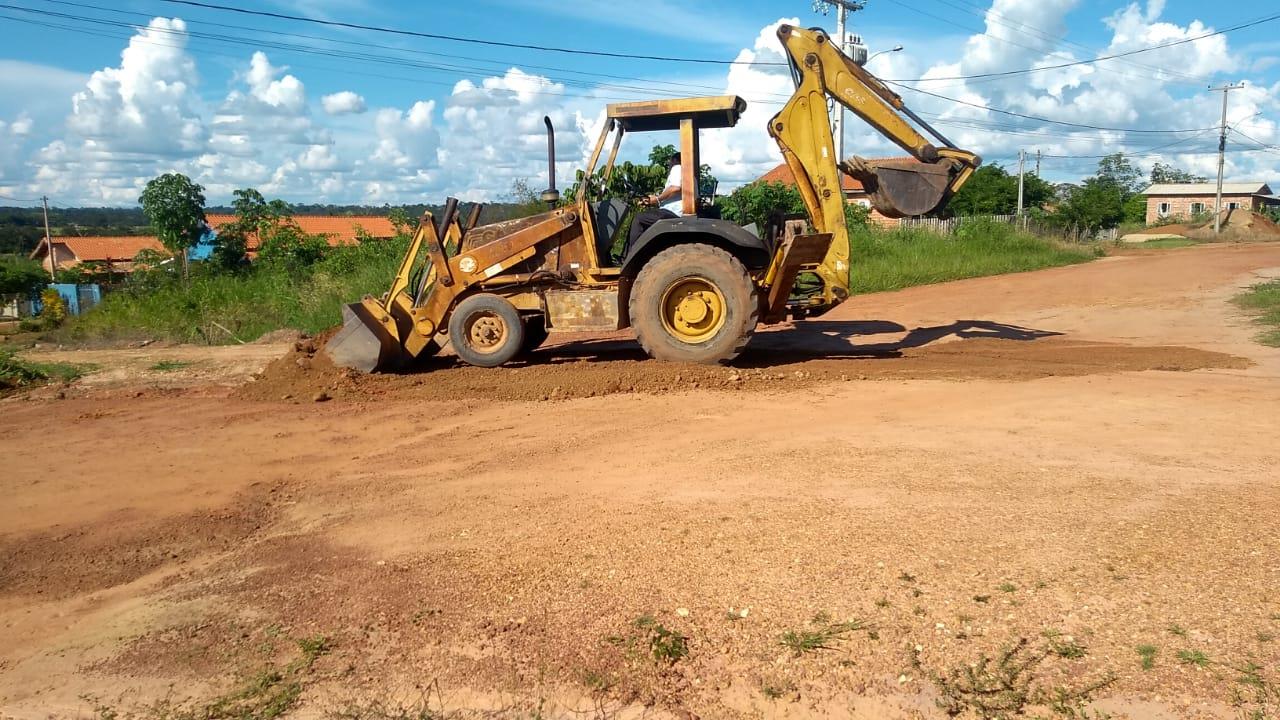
[[150, 360, 194, 372], [1137, 644, 1158, 670], [780, 618, 868, 656], [1233, 279, 1280, 347], [1177, 649, 1211, 668], [632, 615, 688, 664], [0, 346, 85, 394]]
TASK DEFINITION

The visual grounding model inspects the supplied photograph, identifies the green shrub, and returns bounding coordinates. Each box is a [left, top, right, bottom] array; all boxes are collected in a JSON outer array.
[[61, 237, 409, 345]]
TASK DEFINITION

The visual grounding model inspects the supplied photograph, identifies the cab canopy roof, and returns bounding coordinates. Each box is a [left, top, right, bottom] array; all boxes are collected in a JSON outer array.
[[606, 95, 747, 132]]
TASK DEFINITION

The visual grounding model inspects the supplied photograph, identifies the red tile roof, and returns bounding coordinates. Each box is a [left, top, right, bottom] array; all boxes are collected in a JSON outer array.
[[757, 163, 865, 192], [204, 214, 398, 249], [755, 158, 926, 193], [30, 236, 166, 263]]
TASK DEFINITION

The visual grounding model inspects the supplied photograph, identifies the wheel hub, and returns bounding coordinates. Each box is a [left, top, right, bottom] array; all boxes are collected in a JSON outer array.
[[661, 277, 726, 343], [466, 313, 507, 354]]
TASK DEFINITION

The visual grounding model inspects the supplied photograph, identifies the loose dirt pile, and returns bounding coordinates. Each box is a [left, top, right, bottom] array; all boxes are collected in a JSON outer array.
[[234, 331, 1249, 404], [1137, 210, 1280, 242]]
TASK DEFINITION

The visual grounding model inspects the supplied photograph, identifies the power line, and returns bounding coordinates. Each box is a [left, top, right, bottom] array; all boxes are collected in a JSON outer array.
[[877, 0, 1204, 87], [921, 0, 1206, 84], [0, 9, 729, 105], [34, 0, 778, 101], [888, 82, 1216, 134], [152, 0, 1280, 86], [886, 8, 1280, 83], [1230, 127, 1280, 152], [151, 0, 781, 66]]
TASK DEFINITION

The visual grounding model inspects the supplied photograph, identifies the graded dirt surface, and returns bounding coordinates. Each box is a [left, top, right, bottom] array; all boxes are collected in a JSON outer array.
[[3, 242, 1280, 720]]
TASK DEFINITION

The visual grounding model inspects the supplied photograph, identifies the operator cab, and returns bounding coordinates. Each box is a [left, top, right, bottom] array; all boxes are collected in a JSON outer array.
[[578, 96, 748, 266]]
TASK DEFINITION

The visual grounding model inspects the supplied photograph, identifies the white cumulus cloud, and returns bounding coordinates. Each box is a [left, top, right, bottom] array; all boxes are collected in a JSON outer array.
[[322, 91, 367, 115]]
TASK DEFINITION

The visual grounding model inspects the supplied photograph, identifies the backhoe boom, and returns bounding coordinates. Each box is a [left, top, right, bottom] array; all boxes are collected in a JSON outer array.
[[769, 24, 981, 307]]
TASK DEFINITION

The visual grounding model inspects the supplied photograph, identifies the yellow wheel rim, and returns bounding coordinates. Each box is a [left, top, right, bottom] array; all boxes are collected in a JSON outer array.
[[660, 277, 726, 343], [464, 311, 508, 355]]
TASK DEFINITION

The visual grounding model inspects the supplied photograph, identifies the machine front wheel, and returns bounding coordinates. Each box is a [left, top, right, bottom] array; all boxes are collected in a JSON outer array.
[[629, 243, 758, 363], [447, 293, 526, 368]]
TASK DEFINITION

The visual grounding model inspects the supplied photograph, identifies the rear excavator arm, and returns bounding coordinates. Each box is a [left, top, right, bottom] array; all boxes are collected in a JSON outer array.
[[769, 24, 981, 307]]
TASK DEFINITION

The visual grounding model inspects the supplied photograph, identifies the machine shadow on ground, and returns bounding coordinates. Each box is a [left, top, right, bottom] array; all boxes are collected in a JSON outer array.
[[408, 319, 1063, 372]]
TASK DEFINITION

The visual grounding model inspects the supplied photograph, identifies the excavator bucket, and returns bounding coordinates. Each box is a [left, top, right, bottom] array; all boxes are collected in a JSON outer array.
[[846, 157, 955, 219], [326, 302, 404, 373]]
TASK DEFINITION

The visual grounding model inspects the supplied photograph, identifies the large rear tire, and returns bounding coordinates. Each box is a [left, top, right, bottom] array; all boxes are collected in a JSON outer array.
[[448, 293, 525, 368], [629, 243, 758, 363]]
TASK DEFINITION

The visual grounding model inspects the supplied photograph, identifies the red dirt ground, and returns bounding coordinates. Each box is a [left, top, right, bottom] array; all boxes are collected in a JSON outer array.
[[2, 242, 1279, 719]]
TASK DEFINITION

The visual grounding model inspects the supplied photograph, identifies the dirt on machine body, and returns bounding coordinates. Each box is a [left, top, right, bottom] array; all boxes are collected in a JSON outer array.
[[328, 25, 982, 374]]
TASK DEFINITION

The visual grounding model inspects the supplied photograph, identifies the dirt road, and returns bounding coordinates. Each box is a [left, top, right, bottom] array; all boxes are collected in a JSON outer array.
[[2, 243, 1279, 719]]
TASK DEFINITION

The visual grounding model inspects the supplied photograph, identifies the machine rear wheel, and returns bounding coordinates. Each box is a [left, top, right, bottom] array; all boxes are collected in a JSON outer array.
[[629, 243, 758, 363], [448, 294, 525, 368]]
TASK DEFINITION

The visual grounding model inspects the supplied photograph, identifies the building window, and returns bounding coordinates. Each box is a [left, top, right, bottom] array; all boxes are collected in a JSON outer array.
[[1157, 202, 1172, 217], [1190, 202, 1206, 214], [1227, 202, 1242, 210]]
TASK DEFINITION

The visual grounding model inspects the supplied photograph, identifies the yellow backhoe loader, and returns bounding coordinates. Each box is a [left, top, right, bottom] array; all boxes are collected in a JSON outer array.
[[327, 25, 981, 373]]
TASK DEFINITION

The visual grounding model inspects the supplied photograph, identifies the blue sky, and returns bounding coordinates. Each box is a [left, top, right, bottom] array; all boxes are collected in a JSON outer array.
[[0, 0, 1277, 206]]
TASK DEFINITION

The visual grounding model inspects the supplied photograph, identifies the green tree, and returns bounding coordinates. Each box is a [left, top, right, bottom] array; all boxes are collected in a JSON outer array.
[[648, 144, 678, 168], [1150, 162, 1206, 184], [718, 181, 807, 228], [947, 164, 1055, 216], [208, 188, 275, 270], [257, 222, 328, 270], [387, 206, 416, 237], [507, 178, 549, 218], [1095, 153, 1144, 195], [0, 256, 47, 296], [1050, 178, 1126, 232], [138, 173, 206, 278], [1122, 194, 1148, 225]]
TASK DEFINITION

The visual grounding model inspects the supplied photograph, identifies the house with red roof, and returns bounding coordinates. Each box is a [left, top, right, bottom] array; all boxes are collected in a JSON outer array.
[[201, 214, 398, 253], [755, 159, 924, 227], [29, 235, 167, 275]]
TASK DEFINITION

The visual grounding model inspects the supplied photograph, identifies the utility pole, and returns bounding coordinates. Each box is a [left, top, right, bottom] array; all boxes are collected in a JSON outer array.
[[1210, 82, 1245, 235], [1016, 150, 1026, 217], [41, 196, 54, 281], [1035, 149, 1041, 177], [814, 0, 866, 161]]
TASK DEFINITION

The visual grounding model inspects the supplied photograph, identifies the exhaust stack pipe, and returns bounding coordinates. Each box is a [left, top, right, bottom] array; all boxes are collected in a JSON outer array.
[[541, 116, 559, 208]]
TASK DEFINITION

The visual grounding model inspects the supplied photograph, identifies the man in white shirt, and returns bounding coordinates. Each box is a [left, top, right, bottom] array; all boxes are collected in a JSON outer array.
[[628, 152, 686, 249]]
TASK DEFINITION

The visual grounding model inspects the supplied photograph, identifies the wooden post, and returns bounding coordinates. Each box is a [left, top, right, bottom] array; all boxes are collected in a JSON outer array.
[[679, 117, 699, 216]]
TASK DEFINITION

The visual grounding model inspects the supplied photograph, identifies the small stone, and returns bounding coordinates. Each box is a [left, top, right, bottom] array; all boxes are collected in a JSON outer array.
[[281, 393, 292, 400], [676, 607, 690, 617], [296, 357, 311, 370], [739, 607, 749, 618], [897, 674, 910, 684], [313, 391, 331, 402]]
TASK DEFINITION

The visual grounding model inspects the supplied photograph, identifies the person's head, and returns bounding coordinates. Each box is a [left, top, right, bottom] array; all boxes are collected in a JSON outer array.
[[668, 152, 681, 169]]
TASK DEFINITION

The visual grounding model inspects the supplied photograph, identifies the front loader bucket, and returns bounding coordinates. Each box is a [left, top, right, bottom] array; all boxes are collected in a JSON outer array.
[[325, 302, 405, 373], [846, 157, 953, 219]]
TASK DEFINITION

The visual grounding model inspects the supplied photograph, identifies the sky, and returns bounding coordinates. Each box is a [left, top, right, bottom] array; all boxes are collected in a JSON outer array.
[[0, 0, 1277, 207]]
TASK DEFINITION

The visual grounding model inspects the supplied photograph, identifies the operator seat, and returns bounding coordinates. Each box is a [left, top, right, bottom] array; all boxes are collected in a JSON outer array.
[[590, 198, 629, 265]]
